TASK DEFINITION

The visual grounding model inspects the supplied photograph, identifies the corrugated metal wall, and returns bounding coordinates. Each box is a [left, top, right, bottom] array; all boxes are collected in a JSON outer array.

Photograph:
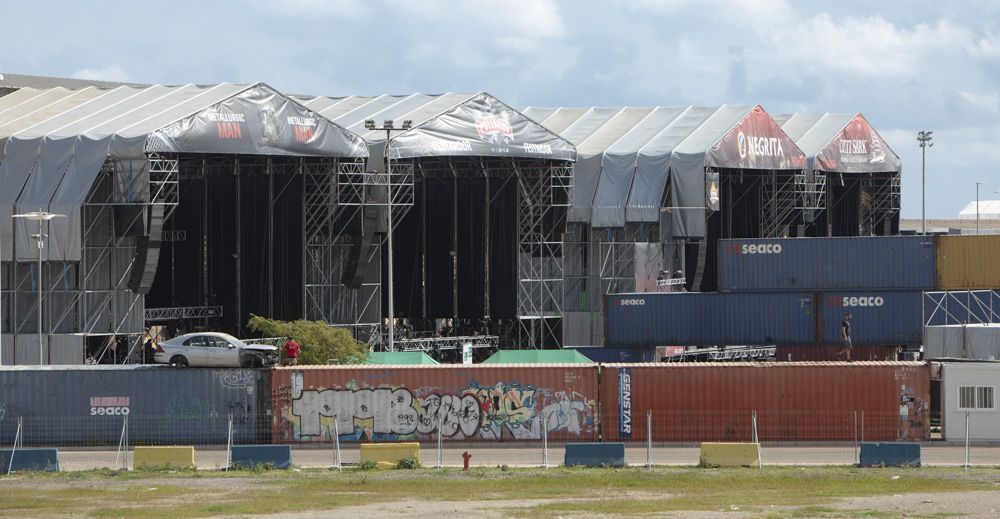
[[718, 236, 936, 291], [601, 362, 930, 442], [936, 235, 1000, 290], [775, 345, 900, 362], [270, 365, 601, 443], [817, 291, 923, 345], [0, 366, 270, 444], [604, 292, 815, 347]]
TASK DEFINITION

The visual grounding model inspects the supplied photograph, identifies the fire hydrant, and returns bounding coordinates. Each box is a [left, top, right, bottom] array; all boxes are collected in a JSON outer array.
[[462, 451, 472, 471]]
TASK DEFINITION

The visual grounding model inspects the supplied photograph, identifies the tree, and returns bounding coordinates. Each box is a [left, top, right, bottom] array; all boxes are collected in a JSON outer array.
[[246, 315, 369, 365]]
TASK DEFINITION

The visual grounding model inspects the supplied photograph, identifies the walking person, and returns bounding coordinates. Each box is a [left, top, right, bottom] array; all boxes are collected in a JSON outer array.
[[283, 337, 300, 366], [837, 313, 853, 361]]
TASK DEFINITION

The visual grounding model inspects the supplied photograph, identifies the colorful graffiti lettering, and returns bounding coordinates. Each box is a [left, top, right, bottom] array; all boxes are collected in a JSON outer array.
[[286, 382, 594, 441]]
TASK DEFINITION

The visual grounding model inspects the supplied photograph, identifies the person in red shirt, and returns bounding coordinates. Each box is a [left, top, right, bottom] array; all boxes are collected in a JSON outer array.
[[283, 338, 301, 366]]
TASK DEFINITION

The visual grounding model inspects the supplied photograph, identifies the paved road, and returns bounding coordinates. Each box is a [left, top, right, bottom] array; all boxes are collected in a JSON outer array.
[[53, 444, 1000, 471]]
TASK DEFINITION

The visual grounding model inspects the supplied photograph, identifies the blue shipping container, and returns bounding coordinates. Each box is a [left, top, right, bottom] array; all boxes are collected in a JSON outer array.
[[0, 365, 269, 445], [718, 236, 936, 291], [567, 347, 656, 362], [605, 292, 814, 347], [818, 291, 923, 346]]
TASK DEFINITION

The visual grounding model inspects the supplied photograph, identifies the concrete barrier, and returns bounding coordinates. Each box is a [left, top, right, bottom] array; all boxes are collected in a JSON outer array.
[[230, 445, 292, 469], [134, 446, 196, 470], [859, 442, 921, 467], [360, 443, 421, 469], [0, 448, 60, 472], [564, 443, 626, 467], [699, 443, 761, 467]]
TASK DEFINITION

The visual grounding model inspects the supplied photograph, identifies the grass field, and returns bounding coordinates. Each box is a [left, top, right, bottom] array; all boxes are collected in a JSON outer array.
[[1, 466, 997, 518]]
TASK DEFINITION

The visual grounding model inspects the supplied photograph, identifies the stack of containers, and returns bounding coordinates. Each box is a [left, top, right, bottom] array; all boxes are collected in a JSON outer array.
[[924, 235, 1000, 359], [719, 235, 935, 350], [605, 236, 937, 355]]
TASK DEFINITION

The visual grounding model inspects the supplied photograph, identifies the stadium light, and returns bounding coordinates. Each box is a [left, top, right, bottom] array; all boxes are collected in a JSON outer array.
[[917, 131, 933, 235], [12, 210, 65, 365], [370, 120, 415, 353]]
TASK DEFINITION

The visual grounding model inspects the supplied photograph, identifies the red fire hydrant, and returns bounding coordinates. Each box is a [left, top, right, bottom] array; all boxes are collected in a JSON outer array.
[[462, 451, 472, 471]]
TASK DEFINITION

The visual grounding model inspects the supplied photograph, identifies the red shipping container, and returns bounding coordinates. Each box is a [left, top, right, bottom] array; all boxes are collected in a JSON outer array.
[[601, 362, 929, 442], [775, 345, 901, 362], [271, 365, 600, 443]]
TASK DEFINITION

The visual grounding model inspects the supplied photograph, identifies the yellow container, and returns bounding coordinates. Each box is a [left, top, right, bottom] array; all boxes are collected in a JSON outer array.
[[133, 446, 196, 470], [936, 235, 1000, 290], [359, 443, 420, 469], [699, 443, 760, 467]]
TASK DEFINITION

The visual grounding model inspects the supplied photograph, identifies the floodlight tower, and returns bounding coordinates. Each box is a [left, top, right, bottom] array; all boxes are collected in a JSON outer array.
[[365, 119, 413, 353], [917, 131, 933, 235]]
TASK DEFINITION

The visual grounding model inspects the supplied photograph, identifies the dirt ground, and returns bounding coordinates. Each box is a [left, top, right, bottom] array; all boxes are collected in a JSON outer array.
[[260, 490, 1000, 518]]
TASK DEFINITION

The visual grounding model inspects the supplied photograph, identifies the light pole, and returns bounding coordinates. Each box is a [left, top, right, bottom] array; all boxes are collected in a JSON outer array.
[[364, 119, 412, 353], [12, 210, 65, 365], [976, 181, 985, 235], [917, 131, 933, 235]]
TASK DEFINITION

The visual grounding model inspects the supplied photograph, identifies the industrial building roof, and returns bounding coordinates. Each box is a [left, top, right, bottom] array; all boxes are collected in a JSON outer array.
[[0, 72, 144, 91]]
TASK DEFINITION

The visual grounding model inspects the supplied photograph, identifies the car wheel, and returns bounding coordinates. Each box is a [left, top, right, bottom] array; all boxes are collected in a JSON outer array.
[[170, 355, 189, 368]]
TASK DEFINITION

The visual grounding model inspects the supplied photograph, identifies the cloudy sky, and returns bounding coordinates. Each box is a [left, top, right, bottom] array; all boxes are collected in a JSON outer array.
[[4, 0, 999, 218]]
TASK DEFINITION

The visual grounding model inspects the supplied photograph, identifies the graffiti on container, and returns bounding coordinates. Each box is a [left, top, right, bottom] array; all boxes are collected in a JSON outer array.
[[216, 370, 256, 393], [898, 384, 926, 439], [164, 397, 214, 423], [0, 403, 5, 422], [226, 400, 254, 426], [284, 381, 594, 441]]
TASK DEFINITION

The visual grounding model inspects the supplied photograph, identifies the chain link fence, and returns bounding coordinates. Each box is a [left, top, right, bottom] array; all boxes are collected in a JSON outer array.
[[4, 411, 1000, 471]]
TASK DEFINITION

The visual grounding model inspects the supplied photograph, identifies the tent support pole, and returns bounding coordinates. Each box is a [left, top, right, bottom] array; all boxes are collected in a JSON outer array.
[[267, 157, 274, 318], [421, 179, 427, 320], [484, 171, 491, 319], [202, 158, 209, 324], [234, 157, 242, 337], [452, 167, 458, 323]]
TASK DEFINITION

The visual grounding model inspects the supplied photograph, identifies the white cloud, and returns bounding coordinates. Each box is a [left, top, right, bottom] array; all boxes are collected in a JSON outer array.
[[250, 0, 371, 19], [72, 64, 132, 82], [960, 90, 1000, 114]]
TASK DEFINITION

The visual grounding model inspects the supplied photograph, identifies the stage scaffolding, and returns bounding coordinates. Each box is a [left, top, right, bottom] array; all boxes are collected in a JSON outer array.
[[145, 154, 375, 345], [376, 157, 572, 350], [5, 153, 177, 363]]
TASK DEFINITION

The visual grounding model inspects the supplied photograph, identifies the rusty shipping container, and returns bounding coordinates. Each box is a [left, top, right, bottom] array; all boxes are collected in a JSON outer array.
[[936, 235, 1000, 290], [602, 362, 929, 442], [775, 345, 901, 362], [271, 364, 600, 443]]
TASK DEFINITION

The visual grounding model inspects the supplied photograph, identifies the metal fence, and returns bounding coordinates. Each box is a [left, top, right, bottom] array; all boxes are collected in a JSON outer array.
[[4, 411, 1000, 470]]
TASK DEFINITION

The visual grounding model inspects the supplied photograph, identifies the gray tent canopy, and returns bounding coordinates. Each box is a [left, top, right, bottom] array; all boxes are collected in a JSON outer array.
[[0, 83, 368, 262], [776, 112, 901, 174], [522, 104, 805, 237], [293, 92, 576, 168]]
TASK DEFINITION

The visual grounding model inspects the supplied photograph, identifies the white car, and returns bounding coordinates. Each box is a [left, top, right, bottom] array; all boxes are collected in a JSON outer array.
[[154, 332, 278, 368]]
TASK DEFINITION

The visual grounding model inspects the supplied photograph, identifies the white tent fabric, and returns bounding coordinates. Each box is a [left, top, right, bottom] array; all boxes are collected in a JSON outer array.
[[524, 104, 805, 236], [0, 83, 368, 262]]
